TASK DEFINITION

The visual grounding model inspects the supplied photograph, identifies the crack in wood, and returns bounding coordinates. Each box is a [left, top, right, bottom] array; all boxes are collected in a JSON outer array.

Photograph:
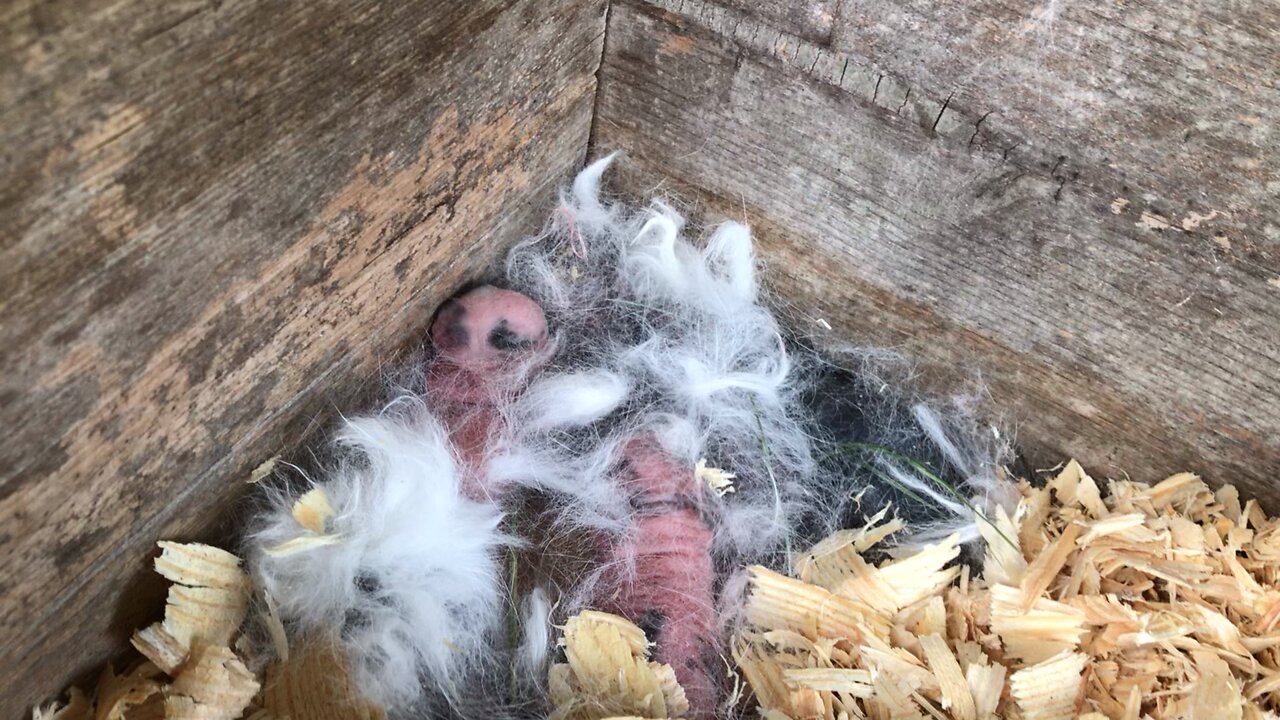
[[968, 110, 994, 149], [634, 0, 1116, 209], [931, 91, 954, 133], [896, 86, 912, 115]]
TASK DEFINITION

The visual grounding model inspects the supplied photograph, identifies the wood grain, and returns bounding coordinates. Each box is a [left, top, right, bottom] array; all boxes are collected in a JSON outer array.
[[0, 0, 605, 714], [593, 1, 1280, 499], [714, 0, 837, 44]]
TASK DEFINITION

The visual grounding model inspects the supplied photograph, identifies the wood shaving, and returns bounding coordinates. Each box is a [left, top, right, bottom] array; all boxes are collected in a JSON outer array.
[[32, 689, 92, 720], [291, 487, 335, 533], [130, 542, 250, 674], [262, 533, 343, 557], [165, 645, 260, 720], [130, 625, 188, 677], [1009, 651, 1086, 719], [265, 488, 342, 556], [733, 461, 1280, 719], [261, 590, 289, 663], [247, 457, 278, 484], [261, 640, 386, 720], [28, 460, 1280, 720], [93, 662, 163, 720], [696, 458, 737, 497], [549, 610, 690, 720], [35, 542, 270, 720]]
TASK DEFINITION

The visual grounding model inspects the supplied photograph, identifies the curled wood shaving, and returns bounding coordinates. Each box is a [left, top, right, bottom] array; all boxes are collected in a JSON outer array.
[[130, 625, 188, 677], [153, 542, 248, 592], [291, 487, 335, 534], [965, 661, 1005, 719], [262, 534, 343, 557], [1009, 651, 1086, 720], [919, 634, 975, 720], [1187, 649, 1244, 719], [746, 566, 890, 643], [36, 542, 262, 720], [260, 589, 289, 665], [247, 457, 278, 484], [549, 611, 689, 720], [695, 458, 737, 497], [131, 542, 250, 674], [732, 461, 1280, 719]]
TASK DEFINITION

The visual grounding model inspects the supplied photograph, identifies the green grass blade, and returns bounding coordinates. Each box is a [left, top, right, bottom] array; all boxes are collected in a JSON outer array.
[[750, 394, 792, 574], [835, 441, 1018, 552]]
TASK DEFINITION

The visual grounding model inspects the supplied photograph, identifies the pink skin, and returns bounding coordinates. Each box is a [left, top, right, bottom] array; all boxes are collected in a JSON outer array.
[[605, 438, 719, 718], [429, 286, 721, 713], [427, 285, 549, 498]]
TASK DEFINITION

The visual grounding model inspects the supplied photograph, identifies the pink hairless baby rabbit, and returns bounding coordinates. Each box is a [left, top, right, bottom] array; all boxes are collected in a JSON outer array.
[[427, 284, 549, 498], [428, 285, 722, 716], [605, 437, 720, 718]]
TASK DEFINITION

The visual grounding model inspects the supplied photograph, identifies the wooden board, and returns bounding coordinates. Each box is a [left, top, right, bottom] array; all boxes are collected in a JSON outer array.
[[593, 1, 1280, 499], [0, 0, 605, 713]]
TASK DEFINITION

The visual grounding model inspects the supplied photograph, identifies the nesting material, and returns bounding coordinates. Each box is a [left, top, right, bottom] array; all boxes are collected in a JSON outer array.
[[730, 460, 1280, 719], [500, 153, 824, 566], [249, 396, 509, 710], [262, 488, 341, 557], [164, 645, 259, 720], [36, 160, 1272, 719], [261, 641, 387, 720], [493, 155, 1015, 717], [32, 538, 387, 720], [93, 662, 165, 720], [549, 611, 690, 720], [131, 542, 251, 674], [34, 542, 260, 720]]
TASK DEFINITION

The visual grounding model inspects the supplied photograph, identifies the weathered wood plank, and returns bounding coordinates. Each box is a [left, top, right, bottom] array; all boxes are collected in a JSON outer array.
[[713, 0, 837, 44], [593, 1, 1280, 501], [0, 0, 605, 713]]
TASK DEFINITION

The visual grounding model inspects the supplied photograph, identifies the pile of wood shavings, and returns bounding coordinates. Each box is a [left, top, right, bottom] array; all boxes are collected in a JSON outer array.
[[34, 542, 262, 720], [733, 460, 1280, 719], [549, 611, 690, 720], [33, 486, 383, 720]]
